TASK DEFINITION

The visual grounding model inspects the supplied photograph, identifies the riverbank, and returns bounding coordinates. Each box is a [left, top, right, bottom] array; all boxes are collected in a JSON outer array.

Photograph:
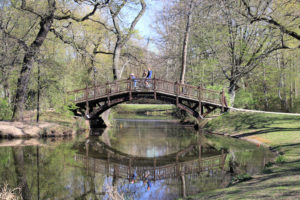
[[0, 111, 87, 139], [187, 112, 300, 199]]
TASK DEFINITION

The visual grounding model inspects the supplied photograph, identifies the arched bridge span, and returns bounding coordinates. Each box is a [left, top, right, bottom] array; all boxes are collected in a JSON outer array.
[[69, 78, 229, 120]]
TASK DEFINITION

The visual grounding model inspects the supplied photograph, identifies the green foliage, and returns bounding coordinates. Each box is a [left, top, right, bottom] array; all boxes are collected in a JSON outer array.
[[234, 89, 256, 109], [275, 155, 286, 164], [231, 173, 252, 185], [0, 98, 12, 120]]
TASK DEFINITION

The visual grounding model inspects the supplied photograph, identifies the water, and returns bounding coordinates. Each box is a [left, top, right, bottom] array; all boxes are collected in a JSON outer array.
[[0, 115, 274, 200]]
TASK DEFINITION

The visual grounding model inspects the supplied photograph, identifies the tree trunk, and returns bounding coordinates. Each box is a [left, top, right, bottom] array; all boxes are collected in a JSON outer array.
[[276, 52, 288, 111], [263, 66, 269, 110], [12, 1, 56, 121], [112, 41, 122, 80], [3, 77, 10, 100], [228, 79, 236, 106], [36, 64, 40, 123], [180, 0, 194, 84]]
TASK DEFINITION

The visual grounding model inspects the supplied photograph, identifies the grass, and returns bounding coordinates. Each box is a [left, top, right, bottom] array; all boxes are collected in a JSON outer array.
[[187, 112, 300, 199], [110, 104, 178, 121]]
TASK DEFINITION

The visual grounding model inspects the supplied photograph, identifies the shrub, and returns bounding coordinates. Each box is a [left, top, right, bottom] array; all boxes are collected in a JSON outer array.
[[275, 155, 286, 164], [0, 98, 12, 120]]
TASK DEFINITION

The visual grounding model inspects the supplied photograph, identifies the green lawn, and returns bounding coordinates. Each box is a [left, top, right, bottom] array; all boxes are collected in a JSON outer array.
[[188, 112, 300, 199]]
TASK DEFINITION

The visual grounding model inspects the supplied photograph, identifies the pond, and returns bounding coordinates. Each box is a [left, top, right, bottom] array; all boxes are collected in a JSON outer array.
[[0, 112, 274, 200]]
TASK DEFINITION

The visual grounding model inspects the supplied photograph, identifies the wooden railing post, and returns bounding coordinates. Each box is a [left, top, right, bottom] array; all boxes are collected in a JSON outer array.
[[221, 88, 225, 112], [106, 82, 111, 106], [198, 84, 203, 115], [94, 84, 96, 99], [85, 85, 89, 116], [175, 81, 179, 106], [153, 75, 157, 100], [129, 79, 132, 100]]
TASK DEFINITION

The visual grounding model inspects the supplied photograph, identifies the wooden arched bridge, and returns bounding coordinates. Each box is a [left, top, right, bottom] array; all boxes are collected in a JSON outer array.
[[69, 78, 228, 120]]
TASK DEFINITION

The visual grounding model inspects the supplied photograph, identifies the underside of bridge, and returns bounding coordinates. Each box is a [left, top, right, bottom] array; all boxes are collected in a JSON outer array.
[[71, 90, 228, 128]]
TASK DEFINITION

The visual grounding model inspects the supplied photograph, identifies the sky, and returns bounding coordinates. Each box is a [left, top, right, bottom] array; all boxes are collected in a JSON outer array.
[[134, 0, 164, 52]]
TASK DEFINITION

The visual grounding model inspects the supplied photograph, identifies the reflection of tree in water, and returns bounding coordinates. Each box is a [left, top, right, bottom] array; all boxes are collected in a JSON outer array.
[[0, 144, 83, 200], [13, 147, 31, 200]]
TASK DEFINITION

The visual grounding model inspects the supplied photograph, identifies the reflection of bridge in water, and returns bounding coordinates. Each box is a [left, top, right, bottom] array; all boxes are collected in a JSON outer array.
[[74, 139, 227, 182]]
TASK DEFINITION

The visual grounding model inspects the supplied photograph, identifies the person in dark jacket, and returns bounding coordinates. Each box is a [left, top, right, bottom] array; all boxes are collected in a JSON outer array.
[[145, 68, 152, 87]]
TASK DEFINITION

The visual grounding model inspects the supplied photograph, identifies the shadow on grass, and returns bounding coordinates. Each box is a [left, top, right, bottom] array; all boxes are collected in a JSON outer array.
[[232, 127, 300, 138], [272, 143, 300, 150], [209, 112, 300, 133]]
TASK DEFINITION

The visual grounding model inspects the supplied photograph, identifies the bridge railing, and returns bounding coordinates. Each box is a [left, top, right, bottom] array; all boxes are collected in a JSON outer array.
[[68, 78, 227, 107]]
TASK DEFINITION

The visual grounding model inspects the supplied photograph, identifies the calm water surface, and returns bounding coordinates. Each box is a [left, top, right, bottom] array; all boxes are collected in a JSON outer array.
[[0, 115, 274, 200]]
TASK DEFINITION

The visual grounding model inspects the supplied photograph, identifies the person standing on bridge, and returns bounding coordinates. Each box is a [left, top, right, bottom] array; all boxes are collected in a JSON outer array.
[[130, 73, 137, 88], [145, 68, 152, 87]]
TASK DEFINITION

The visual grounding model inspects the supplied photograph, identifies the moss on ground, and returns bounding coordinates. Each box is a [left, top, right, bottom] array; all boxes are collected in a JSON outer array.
[[187, 112, 300, 199]]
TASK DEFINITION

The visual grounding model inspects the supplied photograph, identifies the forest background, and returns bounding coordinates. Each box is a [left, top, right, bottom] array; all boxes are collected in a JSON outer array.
[[0, 0, 299, 121]]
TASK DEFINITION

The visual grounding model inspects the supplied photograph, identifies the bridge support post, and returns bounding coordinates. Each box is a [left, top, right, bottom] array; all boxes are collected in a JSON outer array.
[[181, 172, 186, 198], [198, 85, 203, 116], [85, 86, 89, 117]]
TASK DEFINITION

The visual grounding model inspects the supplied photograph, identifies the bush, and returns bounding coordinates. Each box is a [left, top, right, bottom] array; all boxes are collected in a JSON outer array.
[[275, 155, 286, 164], [0, 98, 12, 120], [230, 173, 252, 185], [234, 89, 255, 109]]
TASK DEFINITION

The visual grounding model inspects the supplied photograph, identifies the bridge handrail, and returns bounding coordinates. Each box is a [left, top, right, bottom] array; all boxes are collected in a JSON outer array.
[[68, 78, 227, 108]]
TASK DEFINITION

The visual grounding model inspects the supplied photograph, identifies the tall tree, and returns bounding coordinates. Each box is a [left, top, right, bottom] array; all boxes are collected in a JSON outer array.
[[180, 0, 194, 84], [1, 0, 108, 121], [109, 0, 146, 80], [11, 0, 57, 121]]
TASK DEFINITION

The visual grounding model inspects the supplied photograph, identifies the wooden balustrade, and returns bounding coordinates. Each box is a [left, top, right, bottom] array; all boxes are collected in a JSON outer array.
[[68, 78, 228, 114]]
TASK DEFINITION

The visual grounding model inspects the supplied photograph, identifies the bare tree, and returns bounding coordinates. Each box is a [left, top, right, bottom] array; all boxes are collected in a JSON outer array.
[[109, 0, 146, 80], [240, 0, 300, 48], [180, 0, 194, 84]]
